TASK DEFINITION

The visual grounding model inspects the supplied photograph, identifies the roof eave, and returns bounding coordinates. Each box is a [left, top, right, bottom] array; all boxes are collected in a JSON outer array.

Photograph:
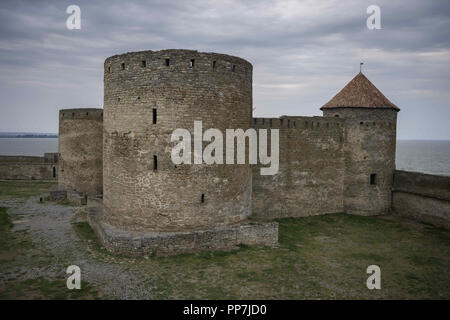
[[320, 105, 400, 111]]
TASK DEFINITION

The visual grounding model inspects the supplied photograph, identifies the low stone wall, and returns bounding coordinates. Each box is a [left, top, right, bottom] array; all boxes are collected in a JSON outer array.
[[50, 189, 88, 206], [67, 190, 87, 206], [392, 170, 450, 229], [49, 190, 67, 201], [0, 153, 58, 180], [87, 208, 278, 256]]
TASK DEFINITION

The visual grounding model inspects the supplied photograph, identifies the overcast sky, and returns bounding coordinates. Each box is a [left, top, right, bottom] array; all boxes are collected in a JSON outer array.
[[0, 0, 449, 139]]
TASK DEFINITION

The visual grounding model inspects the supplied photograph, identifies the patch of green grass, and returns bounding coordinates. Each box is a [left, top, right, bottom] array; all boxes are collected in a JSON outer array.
[[0, 207, 13, 230], [56, 200, 75, 206], [71, 220, 134, 261], [68, 213, 450, 299], [0, 208, 36, 263], [72, 221, 106, 253], [0, 277, 103, 300], [408, 255, 445, 267], [347, 252, 386, 262], [0, 180, 56, 201], [0, 207, 34, 254]]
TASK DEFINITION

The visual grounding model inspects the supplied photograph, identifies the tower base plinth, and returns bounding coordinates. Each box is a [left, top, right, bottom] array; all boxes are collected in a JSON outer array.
[[87, 208, 278, 256]]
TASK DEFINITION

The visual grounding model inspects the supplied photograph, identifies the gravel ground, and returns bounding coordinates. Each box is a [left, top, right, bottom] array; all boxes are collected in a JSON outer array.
[[0, 196, 152, 299]]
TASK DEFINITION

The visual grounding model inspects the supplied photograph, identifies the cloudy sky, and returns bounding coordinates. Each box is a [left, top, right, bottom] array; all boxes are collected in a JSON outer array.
[[0, 0, 449, 139]]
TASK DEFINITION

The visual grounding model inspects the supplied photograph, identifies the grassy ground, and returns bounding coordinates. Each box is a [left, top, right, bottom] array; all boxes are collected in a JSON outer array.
[[0, 180, 56, 202], [72, 211, 450, 299], [0, 180, 449, 299], [0, 277, 102, 300]]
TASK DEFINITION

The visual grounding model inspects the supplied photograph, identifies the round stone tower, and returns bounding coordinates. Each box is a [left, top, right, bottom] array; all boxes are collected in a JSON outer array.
[[58, 108, 103, 196], [321, 72, 400, 215], [102, 49, 253, 232]]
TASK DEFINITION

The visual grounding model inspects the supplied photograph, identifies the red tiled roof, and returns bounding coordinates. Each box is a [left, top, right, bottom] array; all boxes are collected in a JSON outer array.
[[320, 72, 399, 111]]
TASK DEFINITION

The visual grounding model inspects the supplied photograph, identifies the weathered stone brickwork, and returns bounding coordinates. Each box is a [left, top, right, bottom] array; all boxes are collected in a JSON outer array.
[[88, 208, 278, 256], [252, 116, 345, 219], [322, 108, 398, 215], [392, 170, 450, 229], [92, 49, 281, 255], [58, 108, 103, 196], [51, 49, 409, 254], [0, 153, 57, 180], [103, 49, 253, 232]]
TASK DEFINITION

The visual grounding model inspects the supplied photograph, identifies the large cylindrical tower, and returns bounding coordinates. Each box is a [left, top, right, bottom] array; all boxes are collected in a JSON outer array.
[[58, 108, 103, 196], [102, 49, 253, 232]]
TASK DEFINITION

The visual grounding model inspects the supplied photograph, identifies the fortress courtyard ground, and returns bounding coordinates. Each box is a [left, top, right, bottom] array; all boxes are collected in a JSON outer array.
[[0, 180, 448, 299]]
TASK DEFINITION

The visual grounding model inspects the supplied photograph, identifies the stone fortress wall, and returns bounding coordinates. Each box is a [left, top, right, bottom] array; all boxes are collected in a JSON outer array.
[[252, 116, 346, 219], [251, 108, 398, 220], [102, 49, 253, 232], [57, 108, 103, 196], [392, 170, 450, 229], [0, 153, 58, 180], [3, 48, 448, 255], [88, 49, 277, 255]]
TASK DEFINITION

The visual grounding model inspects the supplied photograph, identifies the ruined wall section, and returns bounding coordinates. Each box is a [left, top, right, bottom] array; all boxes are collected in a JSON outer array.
[[252, 116, 345, 219], [103, 49, 253, 232], [323, 108, 398, 215], [58, 108, 103, 196]]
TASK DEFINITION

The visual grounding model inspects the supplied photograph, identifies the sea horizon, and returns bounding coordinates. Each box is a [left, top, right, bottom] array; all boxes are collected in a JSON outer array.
[[0, 137, 449, 177]]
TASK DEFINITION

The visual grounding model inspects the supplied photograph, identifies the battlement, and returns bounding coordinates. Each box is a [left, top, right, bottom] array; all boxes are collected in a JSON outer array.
[[0, 155, 47, 164], [0, 154, 57, 180], [44, 153, 58, 163], [59, 108, 103, 120], [102, 49, 253, 233], [104, 50, 252, 94], [58, 108, 103, 196], [252, 116, 344, 129]]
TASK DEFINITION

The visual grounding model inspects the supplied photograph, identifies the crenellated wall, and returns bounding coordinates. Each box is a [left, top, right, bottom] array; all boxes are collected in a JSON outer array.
[[0, 153, 58, 180], [103, 49, 253, 232], [323, 108, 398, 216], [392, 170, 450, 229], [252, 116, 345, 219], [251, 107, 398, 220], [58, 108, 103, 196]]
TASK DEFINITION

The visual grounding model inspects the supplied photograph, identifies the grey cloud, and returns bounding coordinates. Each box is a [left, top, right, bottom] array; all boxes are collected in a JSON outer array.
[[0, 0, 449, 139]]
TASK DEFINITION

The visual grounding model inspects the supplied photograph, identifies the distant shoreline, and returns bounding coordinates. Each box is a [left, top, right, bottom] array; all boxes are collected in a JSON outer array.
[[0, 135, 57, 138]]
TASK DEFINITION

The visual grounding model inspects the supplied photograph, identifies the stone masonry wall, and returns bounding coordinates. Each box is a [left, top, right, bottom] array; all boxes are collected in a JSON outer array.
[[0, 153, 57, 180], [103, 49, 253, 232], [392, 170, 450, 229], [88, 208, 278, 256], [323, 108, 398, 216], [252, 116, 345, 219], [58, 108, 103, 196]]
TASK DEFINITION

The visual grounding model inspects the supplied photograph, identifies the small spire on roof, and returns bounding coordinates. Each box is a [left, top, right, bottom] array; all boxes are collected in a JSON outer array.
[[360, 62, 364, 73]]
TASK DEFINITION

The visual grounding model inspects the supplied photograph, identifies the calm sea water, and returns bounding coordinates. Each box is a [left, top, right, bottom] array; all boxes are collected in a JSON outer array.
[[0, 138, 58, 156], [396, 140, 450, 176], [0, 138, 449, 176]]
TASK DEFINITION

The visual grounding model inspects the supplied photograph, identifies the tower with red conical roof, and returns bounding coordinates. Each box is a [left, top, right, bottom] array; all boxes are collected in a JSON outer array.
[[321, 72, 400, 215]]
